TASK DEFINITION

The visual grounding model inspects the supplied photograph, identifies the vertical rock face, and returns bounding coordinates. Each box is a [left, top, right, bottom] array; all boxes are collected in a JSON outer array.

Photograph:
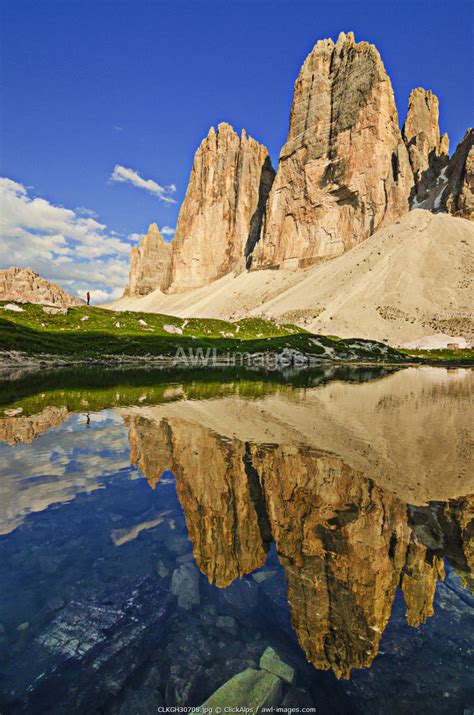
[[251, 32, 413, 270], [166, 123, 275, 292], [125, 224, 172, 296], [402, 88, 449, 203], [441, 129, 474, 219], [414, 129, 474, 218], [400, 540, 445, 628]]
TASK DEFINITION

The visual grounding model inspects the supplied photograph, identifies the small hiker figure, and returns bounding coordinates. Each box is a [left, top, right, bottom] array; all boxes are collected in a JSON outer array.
[[86, 414, 91, 428], [86, 291, 90, 306]]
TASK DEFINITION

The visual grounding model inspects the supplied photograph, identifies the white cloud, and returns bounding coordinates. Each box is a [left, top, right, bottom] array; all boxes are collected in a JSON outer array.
[[75, 206, 99, 218], [0, 176, 132, 302], [88, 287, 124, 303], [110, 165, 176, 203], [161, 225, 175, 236]]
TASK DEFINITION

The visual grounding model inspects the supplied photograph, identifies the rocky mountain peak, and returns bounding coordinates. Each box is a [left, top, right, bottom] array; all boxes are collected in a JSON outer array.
[[125, 223, 172, 296], [402, 87, 449, 203], [164, 122, 275, 293], [145, 223, 166, 244], [251, 32, 413, 270]]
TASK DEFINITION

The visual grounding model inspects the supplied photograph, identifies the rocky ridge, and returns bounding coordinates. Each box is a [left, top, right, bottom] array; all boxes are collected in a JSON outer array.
[[440, 128, 474, 218]]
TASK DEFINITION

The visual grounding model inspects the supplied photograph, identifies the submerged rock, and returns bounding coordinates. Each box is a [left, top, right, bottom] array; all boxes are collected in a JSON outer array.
[[117, 686, 164, 714], [216, 615, 239, 636], [171, 563, 200, 610], [259, 647, 295, 685], [198, 667, 282, 712], [281, 686, 316, 709], [156, 559, 170, 578], [0, 577, 173, 712]]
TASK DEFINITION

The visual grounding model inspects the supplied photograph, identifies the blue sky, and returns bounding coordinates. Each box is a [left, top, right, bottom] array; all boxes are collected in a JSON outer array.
[[1, 0, 472, 300]]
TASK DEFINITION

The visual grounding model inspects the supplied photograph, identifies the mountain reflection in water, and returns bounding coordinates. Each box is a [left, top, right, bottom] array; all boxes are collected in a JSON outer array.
[[0, 366, 472, 712]]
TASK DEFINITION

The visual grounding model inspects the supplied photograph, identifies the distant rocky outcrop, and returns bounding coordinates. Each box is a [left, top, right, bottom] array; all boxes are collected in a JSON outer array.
[[0, 267, 83, 307], [402, 88, 449, 203], [251, 32, 413, 270], [125, 224, 172, 296]]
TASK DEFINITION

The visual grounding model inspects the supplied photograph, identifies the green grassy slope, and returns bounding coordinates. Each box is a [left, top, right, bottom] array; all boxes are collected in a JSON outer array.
[[0, 302, 408, 363]]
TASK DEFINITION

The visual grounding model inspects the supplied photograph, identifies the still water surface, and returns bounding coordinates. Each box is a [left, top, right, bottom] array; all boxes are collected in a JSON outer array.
[[0, 366, 472, 713]]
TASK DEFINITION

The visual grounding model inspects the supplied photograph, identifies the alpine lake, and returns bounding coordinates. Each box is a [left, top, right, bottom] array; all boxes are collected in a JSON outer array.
[[0, 364, 472, 714]]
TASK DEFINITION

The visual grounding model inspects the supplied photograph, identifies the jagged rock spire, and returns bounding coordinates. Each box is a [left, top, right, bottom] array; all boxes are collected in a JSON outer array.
[[125, 223, 171, 296], [251, 32, 413, 270], [165, 122, 274, 293], [402, 87, 449, 203]]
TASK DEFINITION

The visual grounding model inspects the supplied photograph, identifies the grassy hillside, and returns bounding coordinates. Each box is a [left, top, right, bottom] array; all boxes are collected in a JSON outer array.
[[0, 302, 411, 364], [1, 302, 472, 365]]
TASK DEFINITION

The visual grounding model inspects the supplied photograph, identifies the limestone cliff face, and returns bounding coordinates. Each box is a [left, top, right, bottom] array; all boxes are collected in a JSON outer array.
[[415, 129, 474, 219], [402, 88, 449, 203], [165, 123, 275, 292], [0, 267, 83, 306], [251, 32, 413, 270], [121, 32, 473, 293], [125, 224, 172, 296]]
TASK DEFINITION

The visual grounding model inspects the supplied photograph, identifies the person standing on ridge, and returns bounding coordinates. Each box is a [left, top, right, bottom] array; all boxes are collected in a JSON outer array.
[[86, 291, 90, 306]]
